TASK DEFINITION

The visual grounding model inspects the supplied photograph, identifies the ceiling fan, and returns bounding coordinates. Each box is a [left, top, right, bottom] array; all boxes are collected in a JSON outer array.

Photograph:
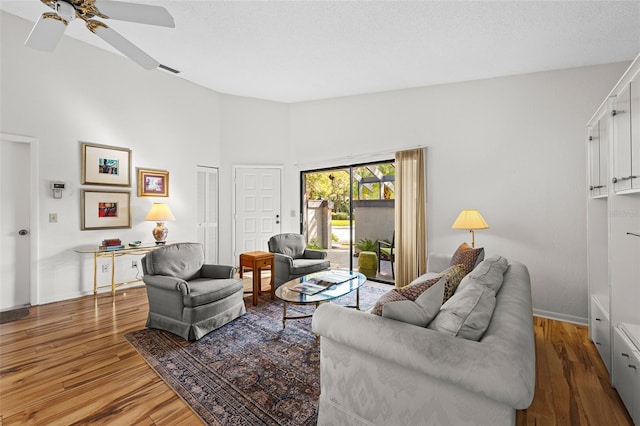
[[25, 0, 175, 70]]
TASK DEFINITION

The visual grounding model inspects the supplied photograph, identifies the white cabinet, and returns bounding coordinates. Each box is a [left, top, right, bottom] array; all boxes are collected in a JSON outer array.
[[587, 54, 640, 419], [612, 67, 640, 194], [588, 108, 610, 198], [592, 295, 611, 372], [613, 324, 640, 424]]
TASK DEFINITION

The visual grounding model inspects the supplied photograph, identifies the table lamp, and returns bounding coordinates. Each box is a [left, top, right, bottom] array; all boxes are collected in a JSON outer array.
[[145, 202, 175, 245], [451, 209, 489, 248]]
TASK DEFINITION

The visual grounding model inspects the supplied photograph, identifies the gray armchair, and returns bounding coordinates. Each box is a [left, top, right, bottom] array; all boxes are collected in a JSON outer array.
[[268, 233, 330, 287], [141, 242, 246, 340]]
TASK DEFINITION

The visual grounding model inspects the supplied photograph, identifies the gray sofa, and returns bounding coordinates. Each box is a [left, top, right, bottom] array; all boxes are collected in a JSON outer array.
[[312, 252, 535, 425], [141, 243, 246, 340], [268, 233, 330, 287]]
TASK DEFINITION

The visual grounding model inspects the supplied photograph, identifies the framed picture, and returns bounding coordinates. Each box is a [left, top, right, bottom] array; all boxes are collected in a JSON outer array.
[[81, 190, 131, 230], [137, 168, 169, 197], [81, 142, 131, 187]]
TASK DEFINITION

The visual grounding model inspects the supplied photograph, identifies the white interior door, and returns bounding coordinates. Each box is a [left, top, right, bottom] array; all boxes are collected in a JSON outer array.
[[1, 138, 31, 310], [234, 167, 281, 260], [196, 166, 219, 263]]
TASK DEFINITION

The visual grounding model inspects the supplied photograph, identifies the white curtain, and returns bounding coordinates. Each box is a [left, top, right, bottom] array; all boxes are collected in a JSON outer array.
[[394, 148, 427, 288]]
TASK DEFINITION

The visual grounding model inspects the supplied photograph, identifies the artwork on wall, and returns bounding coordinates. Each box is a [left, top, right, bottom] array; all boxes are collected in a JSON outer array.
[[81, 190, 131, 230], [81, 142, 131, 187], [137, 168, 169, 197]]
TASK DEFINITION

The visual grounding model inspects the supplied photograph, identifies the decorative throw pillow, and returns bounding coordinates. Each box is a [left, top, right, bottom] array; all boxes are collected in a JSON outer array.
[[427, 284, 497, 341], [370, 276, 441, 316], [450, 242, 485, 275], [440, 264, 466, 303], [381, 277, 446, 327], [456, 256, 509, 295]]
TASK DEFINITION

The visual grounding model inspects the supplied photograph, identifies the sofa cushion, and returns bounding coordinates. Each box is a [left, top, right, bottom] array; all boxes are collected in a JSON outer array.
[[381, 277, 446, 327], [370, 276, 441, 316], [428, 284, 497, 341], [450, 242, 484, 275], [456, 255, 509, 295]]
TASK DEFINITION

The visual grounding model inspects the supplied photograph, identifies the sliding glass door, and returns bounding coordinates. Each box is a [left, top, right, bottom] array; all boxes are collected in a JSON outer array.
[[300, 160, 395, 284]]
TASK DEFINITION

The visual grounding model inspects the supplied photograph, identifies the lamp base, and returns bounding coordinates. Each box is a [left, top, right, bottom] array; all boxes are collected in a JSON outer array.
[[152, 222, 168, 245]]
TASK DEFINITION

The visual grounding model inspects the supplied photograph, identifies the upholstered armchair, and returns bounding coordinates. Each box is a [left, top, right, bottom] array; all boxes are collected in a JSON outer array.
[[268, 233, 330, 287], [141, 242, 246, 340]]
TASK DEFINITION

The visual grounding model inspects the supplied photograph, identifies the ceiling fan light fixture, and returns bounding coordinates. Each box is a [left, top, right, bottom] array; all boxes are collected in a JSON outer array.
[[53, 0, 76, 22]]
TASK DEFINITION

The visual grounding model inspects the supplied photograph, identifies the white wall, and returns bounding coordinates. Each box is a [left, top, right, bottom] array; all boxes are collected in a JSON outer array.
[[218, 94, 293, 264], [1, 12, 223, 303], [289, 62, 630, 323]]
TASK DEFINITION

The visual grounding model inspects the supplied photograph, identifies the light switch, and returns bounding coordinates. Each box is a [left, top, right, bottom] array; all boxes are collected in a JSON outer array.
[[49, 213, 58, 223]]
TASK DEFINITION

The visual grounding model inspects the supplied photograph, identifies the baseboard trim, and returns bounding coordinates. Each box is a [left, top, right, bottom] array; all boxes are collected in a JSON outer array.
[[534, 309, 588, 326]]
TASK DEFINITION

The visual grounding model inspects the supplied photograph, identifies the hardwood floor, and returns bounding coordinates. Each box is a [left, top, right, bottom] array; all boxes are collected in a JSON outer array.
[[0, 285, 633, 425]]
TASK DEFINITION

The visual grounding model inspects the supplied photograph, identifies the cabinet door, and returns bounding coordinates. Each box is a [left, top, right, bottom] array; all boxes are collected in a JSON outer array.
[[613, 328, 634, 415], [588, 113, 609, 198], [599, 114, 609, 196], [588, 123, 602, 197], [631, 76, 640, 191], [632, 351, 640, 423], [613, 83, 633, 192], [592, 299, 611, 372]]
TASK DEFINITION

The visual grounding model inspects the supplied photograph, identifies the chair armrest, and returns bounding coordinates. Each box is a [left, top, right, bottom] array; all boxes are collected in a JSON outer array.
[[303, 249, 327, 259], [273, 252, 294, 266], [201, 264, 236, 279], [378, 240, 392, 249], [427, 252, 452, 273], [143, 274, 190, 294]]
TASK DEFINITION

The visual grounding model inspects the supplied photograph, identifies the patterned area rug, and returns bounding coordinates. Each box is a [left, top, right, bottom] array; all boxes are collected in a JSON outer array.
[[125, 284, 387, 425]]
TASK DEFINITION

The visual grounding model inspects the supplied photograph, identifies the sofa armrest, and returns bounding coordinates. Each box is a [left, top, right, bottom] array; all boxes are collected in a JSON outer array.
[[201, 264, 236, 279], [427, 252, 452, 273], [312, 303, 534, 409], [303, 249, 327, 259], [143, 274, 190, 294]]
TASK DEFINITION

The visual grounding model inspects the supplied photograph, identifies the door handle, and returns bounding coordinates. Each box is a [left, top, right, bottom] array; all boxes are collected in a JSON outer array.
[[18, 229, 29, 236], [276, 214, 280, 224]]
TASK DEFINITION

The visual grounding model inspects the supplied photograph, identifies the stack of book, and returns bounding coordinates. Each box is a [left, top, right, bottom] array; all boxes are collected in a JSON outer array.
[[99, 239, 124, 251]]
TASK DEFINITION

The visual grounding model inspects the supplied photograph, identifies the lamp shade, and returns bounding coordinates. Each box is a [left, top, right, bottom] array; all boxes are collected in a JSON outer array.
[[144, 203, 175, 222], [451, 209, 489, 230]]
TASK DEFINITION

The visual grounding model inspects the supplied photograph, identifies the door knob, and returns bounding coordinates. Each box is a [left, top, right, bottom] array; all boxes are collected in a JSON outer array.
[[18, 229, 29, 236]]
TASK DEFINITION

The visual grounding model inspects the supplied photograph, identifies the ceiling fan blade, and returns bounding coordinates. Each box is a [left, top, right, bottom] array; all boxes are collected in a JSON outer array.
[[94, 1, 175, 28], [88, 21, 159, 70], [25, 12, 68, 52]]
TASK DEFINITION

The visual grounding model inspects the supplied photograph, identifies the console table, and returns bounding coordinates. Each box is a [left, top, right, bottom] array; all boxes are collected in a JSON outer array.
[[74, 243, 166, 296]]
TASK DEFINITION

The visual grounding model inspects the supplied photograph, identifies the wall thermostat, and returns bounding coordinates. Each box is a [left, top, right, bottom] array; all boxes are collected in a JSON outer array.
[[51, 181, 65, 198]]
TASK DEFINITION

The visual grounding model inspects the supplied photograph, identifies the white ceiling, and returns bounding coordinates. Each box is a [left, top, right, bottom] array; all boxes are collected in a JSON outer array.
[[2, 0, 640, 103]]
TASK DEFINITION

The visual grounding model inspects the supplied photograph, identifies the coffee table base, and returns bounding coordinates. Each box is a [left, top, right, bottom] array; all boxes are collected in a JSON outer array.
[[280, 287, 361, 330]]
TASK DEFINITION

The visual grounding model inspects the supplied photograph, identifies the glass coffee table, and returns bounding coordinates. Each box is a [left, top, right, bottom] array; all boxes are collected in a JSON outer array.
[[275, 270, 367, 329]]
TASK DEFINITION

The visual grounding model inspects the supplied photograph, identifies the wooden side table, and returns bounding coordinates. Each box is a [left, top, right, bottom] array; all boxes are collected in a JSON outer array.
[[239, 251, 275, 306]]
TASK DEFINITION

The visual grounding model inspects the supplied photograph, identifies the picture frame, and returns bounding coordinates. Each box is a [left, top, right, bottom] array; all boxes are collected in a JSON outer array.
[[81, 142, 131, 187], [81, 190, 131, 230], [137, 168, 169, 197]]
